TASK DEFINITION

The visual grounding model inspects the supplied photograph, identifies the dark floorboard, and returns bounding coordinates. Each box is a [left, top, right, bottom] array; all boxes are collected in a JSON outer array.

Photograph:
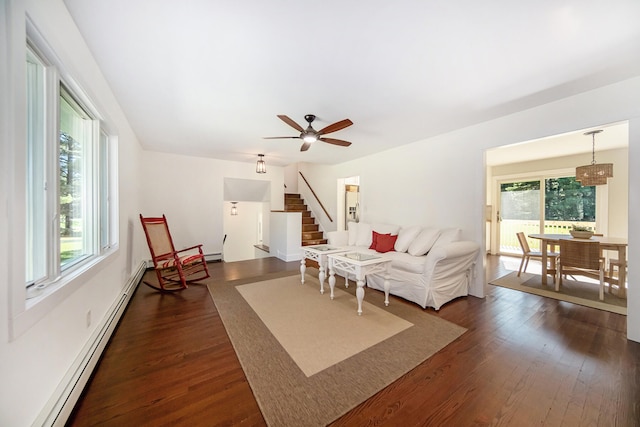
[[66, 255, 640, 426]]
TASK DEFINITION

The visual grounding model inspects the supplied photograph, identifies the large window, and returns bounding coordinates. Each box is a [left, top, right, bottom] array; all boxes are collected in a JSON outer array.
[[25, 44, 115, 291]]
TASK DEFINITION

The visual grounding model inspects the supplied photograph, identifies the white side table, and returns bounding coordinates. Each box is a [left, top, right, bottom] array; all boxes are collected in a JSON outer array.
[[301, 245, 348, 294], [327, 252, 392, 315]]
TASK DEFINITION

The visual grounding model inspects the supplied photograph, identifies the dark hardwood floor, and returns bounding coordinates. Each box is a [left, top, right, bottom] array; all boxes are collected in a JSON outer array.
[[66, 255, 639, 426]]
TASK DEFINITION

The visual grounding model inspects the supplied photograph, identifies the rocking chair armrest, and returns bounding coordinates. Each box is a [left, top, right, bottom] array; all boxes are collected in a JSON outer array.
[[153, 251, 178, 261], [151, 246, 204, 264], [175, 244, 204, 254]]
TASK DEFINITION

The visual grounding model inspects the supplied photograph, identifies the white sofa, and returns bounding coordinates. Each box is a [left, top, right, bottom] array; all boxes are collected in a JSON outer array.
[[326, 222, 480, 310]]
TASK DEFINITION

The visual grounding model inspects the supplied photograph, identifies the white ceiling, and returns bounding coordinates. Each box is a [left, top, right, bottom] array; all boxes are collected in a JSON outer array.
[[63, 0, 640, 167], [486, 121, 629, 166]]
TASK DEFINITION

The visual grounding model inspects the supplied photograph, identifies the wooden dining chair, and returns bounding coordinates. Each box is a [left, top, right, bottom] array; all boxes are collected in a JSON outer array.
[[607, 257, 626, 294], [140, 214, 210, 291], [516, 232, 558, 283], [556, 239, 605, 301]]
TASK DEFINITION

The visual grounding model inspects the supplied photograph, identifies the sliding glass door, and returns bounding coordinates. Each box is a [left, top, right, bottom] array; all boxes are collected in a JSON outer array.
[[498, 175, 598, 254], [499, 180, 540, 253]]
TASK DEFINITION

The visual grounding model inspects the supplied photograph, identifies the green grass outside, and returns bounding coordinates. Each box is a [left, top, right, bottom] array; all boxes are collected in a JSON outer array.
[[61, 236, 83, 265]]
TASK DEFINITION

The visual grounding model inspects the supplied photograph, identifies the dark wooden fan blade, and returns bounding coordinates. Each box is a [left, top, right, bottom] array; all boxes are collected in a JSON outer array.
[[318, 119, 353, 135], [319, 137, 352, 147], [277, 115, 304, 132], [263, 136, 300, 139], [300, 141, 312, 151]]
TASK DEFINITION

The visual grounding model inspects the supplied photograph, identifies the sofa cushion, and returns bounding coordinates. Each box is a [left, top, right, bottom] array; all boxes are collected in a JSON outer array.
[[355, 223, 373, 247], [347, 222, 358, 245], [383, 251, 426, 274], [375, 233, 397, 253], [407, 227, 441, 256], [372, 223, 400, 235], [394, 225, 422, 252], [433, 228, 461, 247]]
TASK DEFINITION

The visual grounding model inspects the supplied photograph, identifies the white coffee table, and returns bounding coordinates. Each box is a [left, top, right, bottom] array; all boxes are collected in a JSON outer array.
[[327, 252, 392, 315], [301, 245, 348, 294]]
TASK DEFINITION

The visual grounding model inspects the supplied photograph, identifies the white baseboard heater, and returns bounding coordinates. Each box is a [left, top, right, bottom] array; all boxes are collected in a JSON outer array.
[[204, 252, 222, 262], [33, 261, 147, 427]]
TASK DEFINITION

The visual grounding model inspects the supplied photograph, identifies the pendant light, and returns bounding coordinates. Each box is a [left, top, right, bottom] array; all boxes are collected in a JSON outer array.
[[575, 130, 613, 186], [256, 154, 266, 174]]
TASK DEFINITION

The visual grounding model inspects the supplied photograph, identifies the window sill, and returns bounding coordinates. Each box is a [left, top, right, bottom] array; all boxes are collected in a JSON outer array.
[[11, 246, 119, 340]]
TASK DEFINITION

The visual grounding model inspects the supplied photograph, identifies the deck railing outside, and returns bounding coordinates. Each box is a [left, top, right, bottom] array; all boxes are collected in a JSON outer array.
[[500, 220, 596, 254]]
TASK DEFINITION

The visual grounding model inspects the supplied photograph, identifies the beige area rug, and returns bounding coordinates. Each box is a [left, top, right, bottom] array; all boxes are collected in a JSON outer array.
[[208, 270, 466, 427], [236, 276, 413, 377], [490, 271, 627, 315]]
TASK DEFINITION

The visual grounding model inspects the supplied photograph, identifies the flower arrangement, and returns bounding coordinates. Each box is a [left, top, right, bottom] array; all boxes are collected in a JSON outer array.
[[571, 225, 592, 232]]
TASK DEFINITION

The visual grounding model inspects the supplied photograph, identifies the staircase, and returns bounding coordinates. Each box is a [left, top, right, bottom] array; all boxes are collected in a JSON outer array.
[[284, 193, 327, 246]]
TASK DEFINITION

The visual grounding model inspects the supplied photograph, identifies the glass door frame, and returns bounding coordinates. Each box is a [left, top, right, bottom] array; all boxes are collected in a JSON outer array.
[[490, 167, 609, 256]]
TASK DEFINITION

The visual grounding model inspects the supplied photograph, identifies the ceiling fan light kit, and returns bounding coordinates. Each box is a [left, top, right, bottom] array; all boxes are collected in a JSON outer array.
[[264, 114, 353, 151], [575, 130, 613, 186]]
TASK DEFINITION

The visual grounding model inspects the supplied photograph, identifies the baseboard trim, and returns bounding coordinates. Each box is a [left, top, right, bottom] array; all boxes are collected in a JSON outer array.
[[204, 252, 222, 262], [33, 261, 147, 427]]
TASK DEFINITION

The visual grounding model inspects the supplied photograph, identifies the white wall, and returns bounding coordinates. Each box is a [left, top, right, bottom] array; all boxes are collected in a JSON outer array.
[[284, 163, 299, 193], [140, 151, 285, 260], [270, 212, 303, 262], [628, 119, 640, 342], [1, 0, 147, 425], [301, 77, 640, 342]]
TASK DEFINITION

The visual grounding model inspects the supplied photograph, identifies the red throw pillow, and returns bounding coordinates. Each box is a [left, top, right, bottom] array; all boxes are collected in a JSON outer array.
[[369, 231, 378, 249], [376, 233, 398, 253], [369, 231, 389, 249]]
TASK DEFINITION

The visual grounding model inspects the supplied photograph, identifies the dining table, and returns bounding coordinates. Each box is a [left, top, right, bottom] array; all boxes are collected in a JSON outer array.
[[528, 233, 628, 298]]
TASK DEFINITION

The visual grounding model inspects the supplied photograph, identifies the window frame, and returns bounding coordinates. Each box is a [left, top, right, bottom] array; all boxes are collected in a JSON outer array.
[[492, 167, 609, 256], [11, 23, 119, 339], [57, 83, 97, 273]]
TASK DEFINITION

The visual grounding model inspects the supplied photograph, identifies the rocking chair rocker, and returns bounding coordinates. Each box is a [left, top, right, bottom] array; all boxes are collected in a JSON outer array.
[[140, 214, 210, 291]]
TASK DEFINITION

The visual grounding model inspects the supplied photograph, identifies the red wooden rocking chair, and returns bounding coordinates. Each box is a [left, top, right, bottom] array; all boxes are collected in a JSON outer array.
[[140, 214, 210, 291]]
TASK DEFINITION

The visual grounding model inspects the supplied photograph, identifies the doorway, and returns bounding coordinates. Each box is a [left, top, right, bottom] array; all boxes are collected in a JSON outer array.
[[223, 178, 271, 262], [337, 176, 360, 231], [486, 121, 626, 257]]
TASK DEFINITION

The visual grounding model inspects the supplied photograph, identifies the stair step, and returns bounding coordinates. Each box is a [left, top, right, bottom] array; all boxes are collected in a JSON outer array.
[[285, 193, 326, 247], [302, 239, 328, 246], [302, 231, 324, 240], [285, 204, 307, 211], [286, 198, 305, 205]]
